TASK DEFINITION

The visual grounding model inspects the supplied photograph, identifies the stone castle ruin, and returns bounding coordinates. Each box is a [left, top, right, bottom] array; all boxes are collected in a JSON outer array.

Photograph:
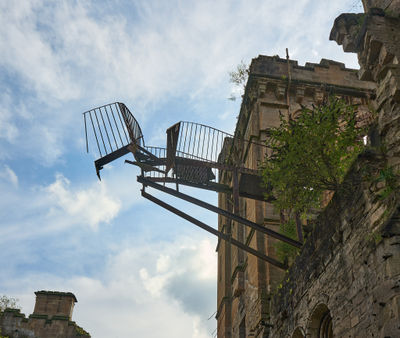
[[217, 0, 400, 337], [5, 1, 399, 338], [0, 291, 90, 338]]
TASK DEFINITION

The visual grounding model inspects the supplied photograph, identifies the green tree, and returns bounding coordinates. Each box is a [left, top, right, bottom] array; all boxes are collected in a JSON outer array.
[[228, 61, 249, 100], [0, 295, 19, 312], [261, 98, 367, 262], [0, 295, 19, 338], [262, 97, 366, 215]]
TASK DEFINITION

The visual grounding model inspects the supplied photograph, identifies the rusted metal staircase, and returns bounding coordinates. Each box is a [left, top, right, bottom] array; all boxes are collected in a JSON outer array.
[[84, 102, 302, 270]]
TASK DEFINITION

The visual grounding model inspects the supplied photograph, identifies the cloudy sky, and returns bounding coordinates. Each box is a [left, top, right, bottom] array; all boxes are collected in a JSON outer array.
[[0, 1, 362, 337]]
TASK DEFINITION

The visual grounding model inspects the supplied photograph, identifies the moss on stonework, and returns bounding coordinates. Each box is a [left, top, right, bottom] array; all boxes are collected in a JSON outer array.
[[51, 315, 69, 321], [74, 324, 90, 336], [29, 314, 48, 320]]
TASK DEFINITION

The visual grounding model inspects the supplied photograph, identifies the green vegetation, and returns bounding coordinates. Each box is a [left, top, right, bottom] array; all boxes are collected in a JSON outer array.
[[376, 165, 397, 200], [0, 295, 19, 312], [262, 97, 365, 213], [75, 324, 90, 336], [275, 219, 299, 263], [261, 97, 367, 261], [229, 60, 249, 88], [0, 296, 20, 338], [0, 327, 9, 338], [228, 61, 249, 101]]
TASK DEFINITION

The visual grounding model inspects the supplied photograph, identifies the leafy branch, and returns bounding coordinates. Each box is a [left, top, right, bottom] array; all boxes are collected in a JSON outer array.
[[261, 98, 367, 261], [228, 61, 249, 101], [261, 97, 366, 214]]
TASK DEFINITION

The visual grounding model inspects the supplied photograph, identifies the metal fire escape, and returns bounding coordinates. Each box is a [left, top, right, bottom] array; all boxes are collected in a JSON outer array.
[[83, 102, 302, 270]]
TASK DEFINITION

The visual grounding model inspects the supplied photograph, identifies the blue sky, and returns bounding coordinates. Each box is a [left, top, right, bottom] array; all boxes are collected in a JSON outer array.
[[0, 1, 362, 337]]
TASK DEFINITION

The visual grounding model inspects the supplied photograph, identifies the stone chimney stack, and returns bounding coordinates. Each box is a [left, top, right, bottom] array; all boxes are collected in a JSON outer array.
[[33, 290, 77, 320]]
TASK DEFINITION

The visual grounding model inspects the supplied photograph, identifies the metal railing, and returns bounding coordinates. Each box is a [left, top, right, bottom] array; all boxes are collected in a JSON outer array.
[[83, 102, 144, 158], [174, 121, 233, 164]]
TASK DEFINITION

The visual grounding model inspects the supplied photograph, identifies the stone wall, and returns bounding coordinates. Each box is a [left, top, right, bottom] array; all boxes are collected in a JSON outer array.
[[216, 54, 375, 337], [0, 291, 90, 338], [269, 153, 400, 337], [268, 2, 400, 337]]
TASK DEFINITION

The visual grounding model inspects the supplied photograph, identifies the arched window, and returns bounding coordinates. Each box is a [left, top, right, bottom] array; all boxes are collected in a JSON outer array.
[[307, 303, 333, 338]]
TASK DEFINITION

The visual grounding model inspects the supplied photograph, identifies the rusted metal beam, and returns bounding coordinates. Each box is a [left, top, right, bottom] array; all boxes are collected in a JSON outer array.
[[138, 176, 302, 248], [144, 177, 232, 194], [174, 157, 258, 175], [141, 190, 288, 270]]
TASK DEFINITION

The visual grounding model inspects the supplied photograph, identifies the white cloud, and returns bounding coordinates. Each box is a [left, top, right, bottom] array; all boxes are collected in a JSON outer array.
[[2, 235, 217, 338], [0, 92, 19, 147], [0, 0, 361, 164], [0, 167, 138, 242], [45, 173, 120, 229], [0, 0, 360, 105], [0, 1, 365, 337], [0, 165, 18, 187]]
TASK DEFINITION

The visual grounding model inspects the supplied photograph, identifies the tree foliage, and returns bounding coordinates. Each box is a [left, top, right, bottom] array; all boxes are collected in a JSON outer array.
[[229, 61, 249, 101], [229, 60, 249, 87], [0, 296, 20, 338], [262, 97, 366, 263], [262, 97, 366, 215], [0, 295, 19, 312]]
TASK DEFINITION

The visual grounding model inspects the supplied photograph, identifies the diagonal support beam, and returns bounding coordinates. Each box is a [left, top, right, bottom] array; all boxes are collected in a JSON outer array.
[[138, 176, 302, 248], [141, 190, 288, 270]]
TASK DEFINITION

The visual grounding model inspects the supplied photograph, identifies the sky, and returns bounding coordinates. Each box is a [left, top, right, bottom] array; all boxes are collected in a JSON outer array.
[[0, 1, 363, 337]]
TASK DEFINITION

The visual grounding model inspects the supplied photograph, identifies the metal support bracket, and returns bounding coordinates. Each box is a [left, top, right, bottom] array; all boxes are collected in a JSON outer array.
[[141, 189, 288, 270], [138, 176, 302, 248]]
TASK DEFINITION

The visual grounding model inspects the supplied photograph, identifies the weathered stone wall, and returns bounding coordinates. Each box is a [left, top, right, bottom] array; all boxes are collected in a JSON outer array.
[[33, 291, 76, 320], [268, 2, 400, 337], [269, 154, 400, 337], [0, 291, 90, 338], [217, 55, 375, 337]]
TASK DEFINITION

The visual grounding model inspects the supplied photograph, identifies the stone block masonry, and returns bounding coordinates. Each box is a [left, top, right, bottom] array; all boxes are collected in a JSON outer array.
[[0, 291, 90, 338], [217, 53, 375, 337], [268, 1, 400, 337]]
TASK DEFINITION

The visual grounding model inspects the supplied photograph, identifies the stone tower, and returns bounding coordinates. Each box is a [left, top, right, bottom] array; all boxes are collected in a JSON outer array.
[[33, 291, 77, 320], [216, 55, 375, 337], [0, 290, 90, 338]]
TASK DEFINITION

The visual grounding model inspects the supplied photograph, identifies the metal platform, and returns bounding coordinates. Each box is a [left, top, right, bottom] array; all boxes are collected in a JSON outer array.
[[83, 102, 302, 269]]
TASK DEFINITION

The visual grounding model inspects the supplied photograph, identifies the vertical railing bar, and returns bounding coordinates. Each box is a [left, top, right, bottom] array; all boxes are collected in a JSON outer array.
[[156, 147, 158, 178], [84, 113, 89, 153], [213, 131, 218, 163], [116, 104, 130, 144], [192, 123, 198, 157], [216, 131, 221, 163], [160, 147, 163, 178], [210, 129, 215, 163], [152, 147, 155, 178], [99, 107, 113, 152], [182, 122, 189, 157], [94, 109, 107, 155], [105, 105, 118, 149], [177, 122, 183, 156], [89, 111, 102, 157], [187, 123, 194, 157], [200, 126, 206, 159], [110, 104, 124, 146], [196, 124, 201, 158], [205, 127, 211, 160], [198, 125, 204, 159]]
